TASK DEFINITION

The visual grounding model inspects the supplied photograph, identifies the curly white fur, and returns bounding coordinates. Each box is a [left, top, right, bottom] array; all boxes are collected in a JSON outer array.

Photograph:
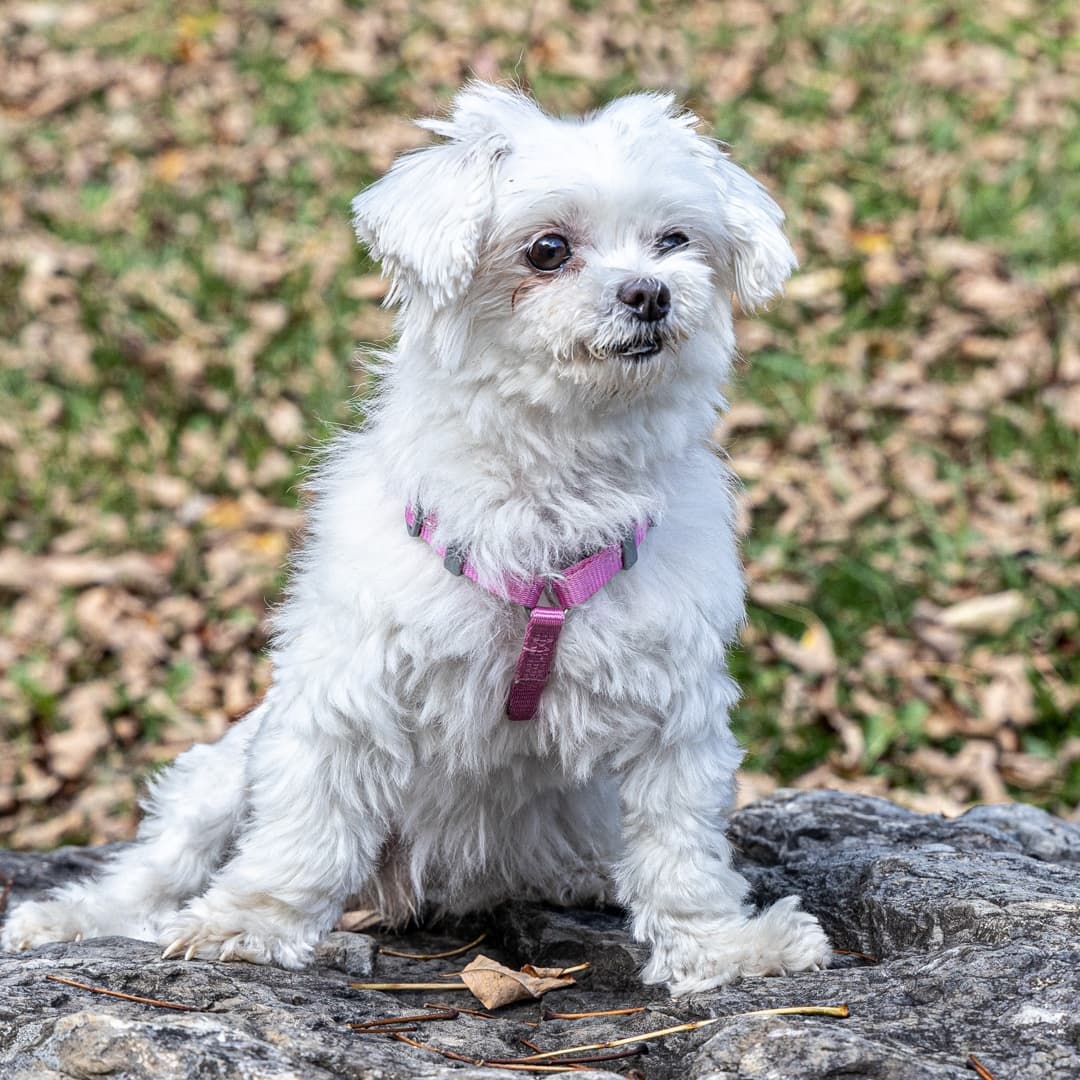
[[2, 83, 829, 994]]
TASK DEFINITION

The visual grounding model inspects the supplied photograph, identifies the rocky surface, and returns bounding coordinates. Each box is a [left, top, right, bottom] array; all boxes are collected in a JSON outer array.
[[1, 790, 1077, 1079]]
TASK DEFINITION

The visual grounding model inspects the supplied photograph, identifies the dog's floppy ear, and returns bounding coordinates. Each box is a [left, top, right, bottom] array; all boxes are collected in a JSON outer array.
[[352, 85, 526, 309], [696, 141, 798, 313]]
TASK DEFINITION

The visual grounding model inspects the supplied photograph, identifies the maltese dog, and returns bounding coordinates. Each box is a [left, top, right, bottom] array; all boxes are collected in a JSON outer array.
[[2, 83, 830, 995]]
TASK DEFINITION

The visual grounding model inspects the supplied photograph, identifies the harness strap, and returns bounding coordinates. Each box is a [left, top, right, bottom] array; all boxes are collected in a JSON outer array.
[[404, 504, 650, 720], [507, 605, 566, 722]]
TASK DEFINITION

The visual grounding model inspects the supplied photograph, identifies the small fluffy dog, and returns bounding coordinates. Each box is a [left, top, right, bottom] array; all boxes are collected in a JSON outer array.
[[2, 84, 830, 994]]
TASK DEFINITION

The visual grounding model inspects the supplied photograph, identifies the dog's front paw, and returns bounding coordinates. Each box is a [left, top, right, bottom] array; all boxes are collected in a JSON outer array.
[[159, 893, 317, 969], [1, 898, 88, 952], [644, 896, 832, 996]]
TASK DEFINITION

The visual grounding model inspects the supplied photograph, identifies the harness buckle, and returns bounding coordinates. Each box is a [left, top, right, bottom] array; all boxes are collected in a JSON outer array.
[[620, 533, 638, 570], [443, 545, 465, 576], [406, 504, 424, 538]]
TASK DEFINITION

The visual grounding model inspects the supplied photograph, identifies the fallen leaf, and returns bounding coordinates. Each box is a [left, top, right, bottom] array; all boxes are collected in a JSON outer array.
[[337, 909, 381, 933], [47, 680, 114, 780], [975, 656, 1035, 728], [458, 954, 579, 1010], [0, 551, 170, 593], [772, 618, 837, 677], [936, 592, 1029, 635]]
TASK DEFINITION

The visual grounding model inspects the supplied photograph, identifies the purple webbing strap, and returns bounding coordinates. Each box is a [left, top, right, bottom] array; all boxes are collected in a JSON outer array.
[[506, 606, 566, 721], [404, 505, 543, 606], [405, 505, 650, 720], [553, 521, 649, 607]]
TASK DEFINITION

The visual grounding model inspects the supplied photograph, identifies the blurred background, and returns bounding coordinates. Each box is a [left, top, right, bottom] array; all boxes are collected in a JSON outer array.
[[0, 0, 1076, 848]]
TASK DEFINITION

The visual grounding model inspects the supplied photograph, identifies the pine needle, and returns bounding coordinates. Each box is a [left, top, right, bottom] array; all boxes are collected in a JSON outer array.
[[968, 1054, 999, 1080], [834, 947, 878, 963], [542, 1006, 647, 1020], [552, 962, 590, 976], [379, 932, 487, 960], [348, 1008, 459, 1030], [45, 974, 201, 1012], [423, 1000, 538, 1028], [350, 981, 472, 992], [516, 1003, 850, 1061], [422, 1000, 498, 1020], [390, 1032, 588, 1072]]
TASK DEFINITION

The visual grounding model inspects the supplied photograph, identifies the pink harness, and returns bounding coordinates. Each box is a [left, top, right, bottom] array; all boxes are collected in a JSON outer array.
[[405, 505, 650, 721]]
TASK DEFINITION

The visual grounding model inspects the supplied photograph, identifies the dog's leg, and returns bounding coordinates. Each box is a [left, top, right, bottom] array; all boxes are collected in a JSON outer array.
[[1, 709, 262, 952], [613, 722, 830, 995], [157, 684, 405, 969]]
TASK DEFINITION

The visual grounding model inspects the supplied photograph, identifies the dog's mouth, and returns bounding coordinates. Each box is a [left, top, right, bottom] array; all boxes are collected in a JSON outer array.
[[608, 339, 664, 362]]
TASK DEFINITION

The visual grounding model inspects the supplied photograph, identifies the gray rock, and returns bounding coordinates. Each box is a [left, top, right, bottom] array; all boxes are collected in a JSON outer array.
[[312, 932, 376, 978], [1, 791, 1077, 1079]]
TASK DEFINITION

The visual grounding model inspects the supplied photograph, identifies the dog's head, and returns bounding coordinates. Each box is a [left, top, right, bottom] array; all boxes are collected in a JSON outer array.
[[353, 83, 795, 403]]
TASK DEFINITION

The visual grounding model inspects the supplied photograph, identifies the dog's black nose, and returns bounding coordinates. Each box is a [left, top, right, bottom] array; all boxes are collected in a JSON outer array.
[[617, 277, 671, 322]]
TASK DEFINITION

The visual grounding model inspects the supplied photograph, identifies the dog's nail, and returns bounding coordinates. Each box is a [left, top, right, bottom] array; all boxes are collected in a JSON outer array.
[[161, 939, 186, 960], [184, 942, 199, 962], [73, 932, 83, 942]]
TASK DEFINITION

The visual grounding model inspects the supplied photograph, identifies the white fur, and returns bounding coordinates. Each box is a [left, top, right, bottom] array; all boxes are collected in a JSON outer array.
[[2, 84, 828, 994]]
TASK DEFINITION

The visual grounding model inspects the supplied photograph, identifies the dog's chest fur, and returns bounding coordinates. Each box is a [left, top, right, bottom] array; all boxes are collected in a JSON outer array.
[[270, 411, 745, 784]]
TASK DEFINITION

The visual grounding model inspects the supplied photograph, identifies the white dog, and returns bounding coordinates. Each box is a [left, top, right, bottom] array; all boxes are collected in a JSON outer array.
[[2, 84, 830, 995]]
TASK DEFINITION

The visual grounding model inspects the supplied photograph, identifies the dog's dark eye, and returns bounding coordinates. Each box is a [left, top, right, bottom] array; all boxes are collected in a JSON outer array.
[[526, 234, 571, 271], [657, 231, 689, 253]]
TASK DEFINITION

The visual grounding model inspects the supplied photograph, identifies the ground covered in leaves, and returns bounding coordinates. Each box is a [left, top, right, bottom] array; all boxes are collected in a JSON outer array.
[[0, 0, 1077, 846]]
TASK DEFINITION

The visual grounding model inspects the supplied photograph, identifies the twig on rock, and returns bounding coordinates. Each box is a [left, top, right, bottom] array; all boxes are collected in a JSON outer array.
[[834, 947, 879, 963], [530, 1045, 648, 1066], [493, 1045, 648, 1067], [350, 980, 471, 992], [422, 999, 538, 1028], [45, 974, 201, 1012], [515, 1004, 850, 1061], [379, 932, 486, 960], [348, 1008, 459, 1030], [551, 962, 590, 976], [422, 1000, 499, 1020], [390, 1032, 588, 1072], [968, 1054, 999, 1080], [542, 1006, 647, 1020]]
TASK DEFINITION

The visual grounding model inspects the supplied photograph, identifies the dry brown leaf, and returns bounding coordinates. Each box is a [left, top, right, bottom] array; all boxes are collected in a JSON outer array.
[[47, 680, 115, 781], [975, 657, 1035, 728], [337, 908, 382, 933], [906, 741, 1008, 803], [458, 954, 579, 1010], [785, 267, 843, 303], [346, 274, 390, 301], [772, 619, 837, 677], [747, 578, 812, 607], [936, 592, 1029, 635], [0, 550, 170, 593]]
